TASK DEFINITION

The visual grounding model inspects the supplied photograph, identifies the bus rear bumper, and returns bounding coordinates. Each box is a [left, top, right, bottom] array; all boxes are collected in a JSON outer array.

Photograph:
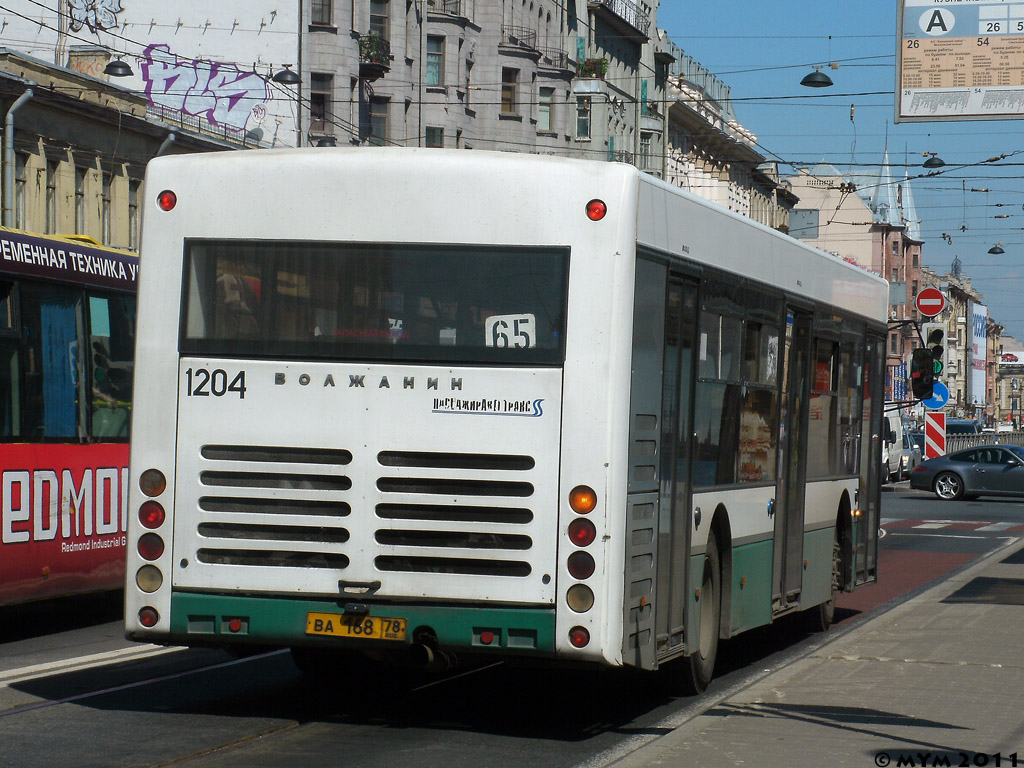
[[161, 591, 557, 657]]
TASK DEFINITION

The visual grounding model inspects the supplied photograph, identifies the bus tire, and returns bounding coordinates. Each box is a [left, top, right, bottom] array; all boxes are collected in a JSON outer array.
[[686, 530, 721, 694], [805, 527, 840, 633]]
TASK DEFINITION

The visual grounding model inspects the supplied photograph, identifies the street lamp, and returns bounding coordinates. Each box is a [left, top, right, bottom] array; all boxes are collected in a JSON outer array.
[[922, 152, 945, 169], [272, 65, 301, 84], [103, 58, 133, 77], [800, 66, 833, 88]]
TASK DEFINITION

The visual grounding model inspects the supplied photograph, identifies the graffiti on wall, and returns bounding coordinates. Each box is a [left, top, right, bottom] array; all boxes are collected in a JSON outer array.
[[141, 44, 271, 134], [69, 0, 124, 33]]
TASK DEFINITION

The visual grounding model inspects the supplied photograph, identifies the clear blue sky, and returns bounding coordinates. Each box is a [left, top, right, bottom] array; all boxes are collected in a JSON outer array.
[[656, 1, 1024, 340]]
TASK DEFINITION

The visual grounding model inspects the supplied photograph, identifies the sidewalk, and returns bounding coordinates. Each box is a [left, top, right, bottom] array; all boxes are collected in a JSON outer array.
[[613, 535, 1024, 768]]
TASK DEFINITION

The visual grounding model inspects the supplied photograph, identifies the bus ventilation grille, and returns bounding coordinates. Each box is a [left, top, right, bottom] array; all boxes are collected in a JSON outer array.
[[195, 444, 352, 570], [373, 451, 536, 577]]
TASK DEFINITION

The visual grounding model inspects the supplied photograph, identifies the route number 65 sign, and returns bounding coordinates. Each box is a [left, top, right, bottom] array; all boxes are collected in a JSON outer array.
[[485, 314, 536, 348]]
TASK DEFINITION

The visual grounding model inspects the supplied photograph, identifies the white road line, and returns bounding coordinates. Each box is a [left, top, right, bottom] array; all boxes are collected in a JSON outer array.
[[976, 522, 1018, 532], [0, 645, 181, 687]]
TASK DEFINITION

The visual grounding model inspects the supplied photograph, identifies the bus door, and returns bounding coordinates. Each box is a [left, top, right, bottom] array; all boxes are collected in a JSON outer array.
[[773, 308, 812, 612], [654, 277, 698, 659], [855, 334, 885, 586], [624, 262, 697, 669]]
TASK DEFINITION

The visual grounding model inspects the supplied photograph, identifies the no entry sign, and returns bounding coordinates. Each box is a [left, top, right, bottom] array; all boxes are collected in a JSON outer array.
[[916, 287, 945, 318]]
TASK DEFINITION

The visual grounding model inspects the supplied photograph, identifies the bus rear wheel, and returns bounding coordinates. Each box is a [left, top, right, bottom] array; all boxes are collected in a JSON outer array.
[[805, 527, 840, 633], [683, 531, 721, 694]]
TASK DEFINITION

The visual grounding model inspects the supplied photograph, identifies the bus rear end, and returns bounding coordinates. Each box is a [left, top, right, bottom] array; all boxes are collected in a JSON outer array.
[[125, 149, 638, 668]]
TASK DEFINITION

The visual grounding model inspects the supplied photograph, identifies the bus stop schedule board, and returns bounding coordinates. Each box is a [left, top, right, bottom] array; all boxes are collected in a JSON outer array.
[[898, 0, 1024, 122]]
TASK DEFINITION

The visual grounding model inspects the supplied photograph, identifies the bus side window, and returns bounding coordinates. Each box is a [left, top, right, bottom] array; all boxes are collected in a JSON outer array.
[[0, 281, 17, 437], [20, 282, 87, 440], [88, 293, 136, 439]]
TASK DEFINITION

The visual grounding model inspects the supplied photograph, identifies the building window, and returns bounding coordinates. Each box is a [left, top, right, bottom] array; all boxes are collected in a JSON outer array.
[[425, 127, 444, 147], [74, 166, 87, 235], [309, 73, 333, 135], [912, 280, 918, 297], [465, 61, 473, 109], [891, 268, 898, 282], [912, 252, 919, 267], [892, 240, 899, 255], [370, 0, 388, 38], [14, 153, 27, 231], [45, 160, 58, 234], [576, 95, 591, 138], [538, 87, 554, 131], [101, 172, 112, 246], [368, 97, 388, 146], [890, 334, 898, 355], [128, 178, 140, 251], [639, 132, 653, 169], [426, 36, 444, 87], [311, 0, 332, 25], [501, 68, 518, 114]]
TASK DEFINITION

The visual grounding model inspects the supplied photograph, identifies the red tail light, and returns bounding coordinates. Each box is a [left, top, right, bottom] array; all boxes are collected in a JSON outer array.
[[139, 501, 165, 529], [138, 533, 165, 561], [569, 626, 590, 648], [567, 551, 595, 580], [568, 518, 597, 547], [139, 607, 159, 627]]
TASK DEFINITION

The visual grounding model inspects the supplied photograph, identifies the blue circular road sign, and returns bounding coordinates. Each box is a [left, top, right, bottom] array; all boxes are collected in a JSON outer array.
[[922, 381, 950, 410]]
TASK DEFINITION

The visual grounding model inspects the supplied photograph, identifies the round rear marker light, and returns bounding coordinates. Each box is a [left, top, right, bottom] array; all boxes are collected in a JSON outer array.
[[567, 551, 596, 580], [139, 606, 160, 627], [157, 190, 177, 211], [138, 533, 165, 561], [139, 501, 165, 529], [136, 565, 163, 593], [568, 518, 597, 547], [585, 199, 607, 221], [228, 618, 243, 633], [569, 626, 590, 648], [567, 584, 595, 613], [139, 469, 167, 497], [569, 485, 597, 514]]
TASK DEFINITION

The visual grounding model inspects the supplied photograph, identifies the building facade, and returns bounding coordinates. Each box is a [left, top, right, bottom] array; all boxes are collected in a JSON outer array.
[[0, 50, 244, 251], [786, 156, 925, 400]]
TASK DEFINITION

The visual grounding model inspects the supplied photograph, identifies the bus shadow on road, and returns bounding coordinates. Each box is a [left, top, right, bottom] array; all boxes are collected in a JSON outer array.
[[0, 590, 123, 644]]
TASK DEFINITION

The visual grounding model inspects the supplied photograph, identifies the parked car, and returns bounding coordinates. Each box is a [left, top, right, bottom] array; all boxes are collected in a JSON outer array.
[[945, 419, 982, 435], [910, 443, 1024, 500], [900, 430, 922, 479], [881, 412, 904, 483], [909, 431, 925, 452]]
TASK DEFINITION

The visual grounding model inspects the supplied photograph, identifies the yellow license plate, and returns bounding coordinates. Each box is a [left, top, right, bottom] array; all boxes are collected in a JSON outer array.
[[305, 612, 407, 641]]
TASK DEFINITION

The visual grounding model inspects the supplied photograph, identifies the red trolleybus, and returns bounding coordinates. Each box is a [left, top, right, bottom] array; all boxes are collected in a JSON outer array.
[[0, 228, 138, 606]]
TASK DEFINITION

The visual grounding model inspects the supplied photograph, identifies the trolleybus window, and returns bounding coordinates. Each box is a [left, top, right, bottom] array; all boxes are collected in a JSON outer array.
[[181, 241, 569, 364]]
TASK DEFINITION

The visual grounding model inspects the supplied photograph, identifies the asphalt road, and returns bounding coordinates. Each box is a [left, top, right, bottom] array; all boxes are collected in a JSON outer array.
[[2, 486, 1021, 768]]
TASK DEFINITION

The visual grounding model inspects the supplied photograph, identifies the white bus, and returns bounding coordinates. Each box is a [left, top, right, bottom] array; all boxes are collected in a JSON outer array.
[[125, 149, 887, 692]]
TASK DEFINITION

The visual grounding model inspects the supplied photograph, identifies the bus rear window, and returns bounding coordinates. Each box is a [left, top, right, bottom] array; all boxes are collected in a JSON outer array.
[[181, 241, 568, 364]]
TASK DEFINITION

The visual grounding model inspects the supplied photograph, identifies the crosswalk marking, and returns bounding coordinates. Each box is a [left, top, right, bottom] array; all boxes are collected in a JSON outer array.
[[883, 519, 1024, 532]]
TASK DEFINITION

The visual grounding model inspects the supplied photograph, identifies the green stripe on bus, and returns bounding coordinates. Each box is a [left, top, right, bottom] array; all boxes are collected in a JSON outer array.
[[169, 592, 557, 653], [728, 540, 773, 635]]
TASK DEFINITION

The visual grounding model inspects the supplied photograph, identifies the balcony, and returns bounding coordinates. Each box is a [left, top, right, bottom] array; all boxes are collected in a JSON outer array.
[[501, 25, 538, 51], [428, 0, 467, 17], [539, 47, 574, 71], [579, 57, 608, 79], [587, 0, 650, 43], [359, 34, 391, 80]]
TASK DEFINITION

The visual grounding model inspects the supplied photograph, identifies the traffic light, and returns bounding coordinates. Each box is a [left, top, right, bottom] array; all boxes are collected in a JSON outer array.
[[921, 322, 946, 377], [910, 347, 935, 400]]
